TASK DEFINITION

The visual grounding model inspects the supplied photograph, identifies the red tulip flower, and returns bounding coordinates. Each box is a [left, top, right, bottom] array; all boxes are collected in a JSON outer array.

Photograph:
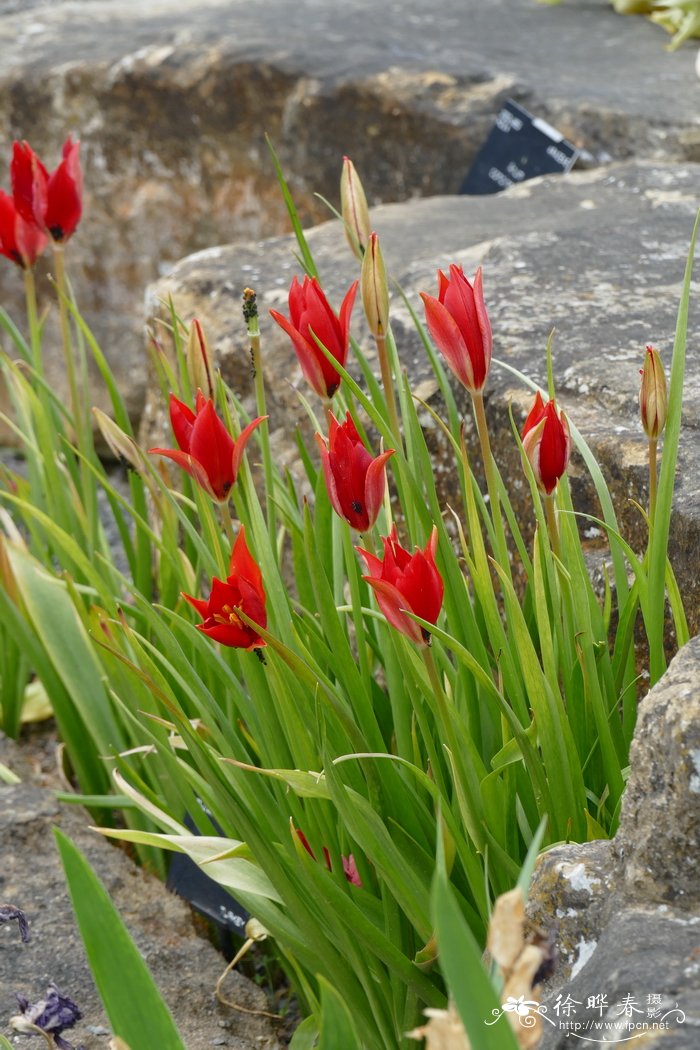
[[149, 390, 265, 502], [270, 275, 358, 399], [11, 136, 83, 243], [358, 525, 444, 646], [182, 526, 266, 650], [315, 412, 394, 532], [0, 190, 48, 269], [521, 391, 571, 495], [420, 265, 492, 393], [295, 828, 362, 887]]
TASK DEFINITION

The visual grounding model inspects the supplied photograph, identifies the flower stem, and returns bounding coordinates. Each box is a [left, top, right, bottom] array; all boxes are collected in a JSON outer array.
[[221, 498, 236, 556], [648, 437, 658, 530], [23, 267, 42, 377], [244, 288, 277, 553], [544, 492, 561, 558], [375, 332, 401, 443], [470, 390, 509, 574], [52, 244, 81, 433]]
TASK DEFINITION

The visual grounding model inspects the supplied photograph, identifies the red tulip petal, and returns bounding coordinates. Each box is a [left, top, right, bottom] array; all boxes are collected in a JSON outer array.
[[420, 292, 475, 391], [228, 525, 264, 600], [11, 141, 48, 229], [270, 307, 328, 399], [0, 191, 22, 266], [316, 433, 345, 521], [473, 267, 492, 377], [287, 275, 305, 327], [363, 576, 425, 645], [181, 591, 209, 618], [538, 403, 570, 494], [148, 447, 217, 500], [522, 391, 546, 438], [230, 416, 266, 483], [437, 268, 450, 302], [15, 210, 48, 267], [189, 400, 236, 500], [198, 620, 261, 649], [443, 266, 489, 390], [356, 546, 383, 577], [444, 264, 477, 335], [45, 138, 82, 241], [326, 412, 341, 445], [521, 416, 546, 491], [337, 279, 359, 342], [400, 549, 444, 628], [237, 579, 267, 633], [305, 280, 344, 359], [168, 393, 197, 452], [362, 449, 394, 530]]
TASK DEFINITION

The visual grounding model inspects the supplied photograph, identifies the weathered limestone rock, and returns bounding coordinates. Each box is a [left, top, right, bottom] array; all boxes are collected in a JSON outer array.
[[145, 158, 700, 634], [525, 636, 700, 1049], [0, 0, 698, 436], [0, 732, 281, 1050]]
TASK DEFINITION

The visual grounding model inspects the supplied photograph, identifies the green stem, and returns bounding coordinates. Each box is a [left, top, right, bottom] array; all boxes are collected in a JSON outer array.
[[470, 390, 510, 574], [23, 267, 42, 377], [422, 647, 455, 749], [648, 437, 658, 530], [375, 332, 401, 443], [244, 289, 277, 553], [544, 492, 561, 559], [220, 499, 236, 560], [52, 244, 81, 434]]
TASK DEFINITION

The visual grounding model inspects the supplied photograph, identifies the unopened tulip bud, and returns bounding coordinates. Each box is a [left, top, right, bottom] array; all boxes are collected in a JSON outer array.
[[340, 156, 371, 259], [361, 232, 390, 338], [92, 408, 144, 473], [521, 392, 571, 495], [186, 319, 215, 403], [639, 344, 667, 440]]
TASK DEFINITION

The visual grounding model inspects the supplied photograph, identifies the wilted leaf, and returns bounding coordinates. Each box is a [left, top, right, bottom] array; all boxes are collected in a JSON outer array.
[[407, 1002, 471, 1050], [487, 887, 525, 973]]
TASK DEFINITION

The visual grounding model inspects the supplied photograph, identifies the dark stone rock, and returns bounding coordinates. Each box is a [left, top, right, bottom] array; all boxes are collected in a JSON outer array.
[[525, 637, 700, 1049], [0, 735, 281, 1050], [0, 0, 698, 439]]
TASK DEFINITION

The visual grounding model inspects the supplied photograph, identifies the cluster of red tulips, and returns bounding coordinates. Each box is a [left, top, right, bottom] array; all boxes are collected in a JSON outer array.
[[0, 137, 82, 268], [148, 254, 572, 656], [1, 139, 666, 670]]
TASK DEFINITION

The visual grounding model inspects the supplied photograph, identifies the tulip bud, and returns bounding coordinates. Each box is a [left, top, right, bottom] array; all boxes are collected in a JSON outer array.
[[340, 156, 371, 259], [186, 319, 215, 403], [639, 344, 667, 440], [361, 232, 390, 338], [92, 408, 144, 473], [521, 392, 571, 495]]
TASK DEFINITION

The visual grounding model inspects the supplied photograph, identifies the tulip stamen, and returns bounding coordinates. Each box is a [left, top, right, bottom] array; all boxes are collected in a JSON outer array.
[[213, 604, 244, 630]]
